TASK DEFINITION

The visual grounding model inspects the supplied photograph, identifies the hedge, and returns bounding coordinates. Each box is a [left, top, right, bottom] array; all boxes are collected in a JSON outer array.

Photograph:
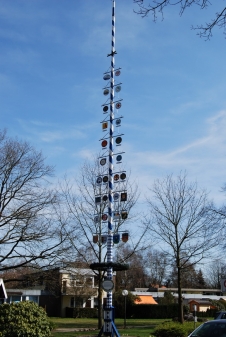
[[65, 307, 98, 318], [114, 303, 181, 319]]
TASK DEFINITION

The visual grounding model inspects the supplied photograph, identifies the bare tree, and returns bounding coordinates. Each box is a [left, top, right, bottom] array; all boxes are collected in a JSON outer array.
[[58, 158, 146, 327], [142, 248, 169, 287], [0, 129, 68, 274], [146, 172, 218, 323], [134, 0, 226, 39], [204, 260, 226, 288], [115, 245, 148, 291]]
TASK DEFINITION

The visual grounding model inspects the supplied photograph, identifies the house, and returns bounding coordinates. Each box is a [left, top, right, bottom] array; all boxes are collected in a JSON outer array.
[[3, 267, 100, 317], [188, 299, 216, 312], [132, 287, 226, 312]]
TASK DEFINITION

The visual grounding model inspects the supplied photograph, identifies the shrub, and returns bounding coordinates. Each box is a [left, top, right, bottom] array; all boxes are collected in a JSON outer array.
[[153, 321, 199, 337], [0, 301, 51, 337]]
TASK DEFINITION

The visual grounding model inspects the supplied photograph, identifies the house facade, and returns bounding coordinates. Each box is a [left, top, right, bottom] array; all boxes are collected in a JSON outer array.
[[3, 267, 100, 317]]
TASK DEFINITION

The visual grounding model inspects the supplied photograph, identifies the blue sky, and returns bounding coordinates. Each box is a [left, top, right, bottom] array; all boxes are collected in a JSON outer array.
[[1, 0, 226, 206]]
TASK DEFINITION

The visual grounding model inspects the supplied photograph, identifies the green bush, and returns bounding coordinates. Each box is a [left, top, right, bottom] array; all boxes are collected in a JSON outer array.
[[153, 321, 200, 337], [154, 322, 187, 337], [0, 301, 51, 337]]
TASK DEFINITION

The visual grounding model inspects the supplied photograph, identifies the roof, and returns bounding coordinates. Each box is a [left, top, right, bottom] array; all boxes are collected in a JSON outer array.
[[188, 299, 214, 305], [135, 295, 158, 305]]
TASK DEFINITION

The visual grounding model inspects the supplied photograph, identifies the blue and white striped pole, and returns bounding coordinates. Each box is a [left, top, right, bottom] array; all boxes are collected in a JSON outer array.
[[107, 0, 115, 309]]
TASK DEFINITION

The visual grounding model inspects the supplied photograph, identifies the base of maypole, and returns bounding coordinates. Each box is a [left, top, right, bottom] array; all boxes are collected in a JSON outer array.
[[97, 306, 120, 337]]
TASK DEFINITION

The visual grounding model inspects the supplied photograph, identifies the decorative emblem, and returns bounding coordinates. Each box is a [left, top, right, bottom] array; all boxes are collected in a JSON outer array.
[[113, 192, 119, 201], [121, 211, 128, 219], [100, 158, 106, 166], [93, 235, 98, 243], [113, 233, 120, 244], [94, 215, 100, 223], [102, 122, 108, 130], [114, 174, 119, 181], [103, 89, 109, 95], [101, 235, 107, 243], [115, 102, 121, 109], [102, 195, 108, 202], [116, 118, 121, 126], [120, 173, 126, 180], [113, 211, 120, 220], [101, 140, 108, 148], [103, 74, 111, 80], [121, 192, 127, 202], [116, 155, 122, 162], [115, 136, 122, 145], [96, 176, 102, 184], [103, 176, 108, 183], [102, 214, 108, 221], [115, 85, 121, 93], [115, 70, 121, 76], [122, 233, 129, 243], [103, 106, 108, 112], [95, 196, 101, 204]]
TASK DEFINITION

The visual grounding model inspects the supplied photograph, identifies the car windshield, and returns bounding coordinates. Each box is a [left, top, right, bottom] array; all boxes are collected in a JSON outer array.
[[190, 322, 226, 337]]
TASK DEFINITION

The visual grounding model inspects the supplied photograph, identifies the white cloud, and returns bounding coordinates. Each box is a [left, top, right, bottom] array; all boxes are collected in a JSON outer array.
[[126, 110, 226, 205]]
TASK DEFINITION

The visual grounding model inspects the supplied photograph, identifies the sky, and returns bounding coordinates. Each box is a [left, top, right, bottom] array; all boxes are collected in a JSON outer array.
[[1, 0, 226, 208]]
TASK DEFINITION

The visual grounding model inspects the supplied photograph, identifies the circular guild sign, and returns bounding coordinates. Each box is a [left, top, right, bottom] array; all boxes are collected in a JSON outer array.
[[103, 74, 110, 80], [115, 85, 121, 93], [101, 279, 114, 292], [100, 158, 106, 166], [115, 102, 121, 109], [114, 174, 119, 181], [103, 89, 109, 95], [113, 192, 119, 201], [96, 176, 102, 184], [116, 118, 121, 126], [115, 70, 121, 76], [120, 173, 126, 180], [116, 155, 122, 162]]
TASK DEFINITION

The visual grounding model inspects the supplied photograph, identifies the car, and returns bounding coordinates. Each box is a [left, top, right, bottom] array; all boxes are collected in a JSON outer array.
[[215, 312, 226, 320], [188, 319, 226, 337]]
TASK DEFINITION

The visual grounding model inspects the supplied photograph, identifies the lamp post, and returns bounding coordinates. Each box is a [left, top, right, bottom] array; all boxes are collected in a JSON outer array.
[[194, 305, 197, 329], [122, 290, 128, 329]]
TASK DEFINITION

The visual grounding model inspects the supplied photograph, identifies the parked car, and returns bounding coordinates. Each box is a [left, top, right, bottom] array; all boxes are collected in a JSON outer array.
[[188, 319, 226, 337], [215, 312, 226, 320]]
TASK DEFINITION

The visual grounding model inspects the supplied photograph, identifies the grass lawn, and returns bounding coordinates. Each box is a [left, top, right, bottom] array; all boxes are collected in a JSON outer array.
[[50, 318, 170, 337], [49, 317, 213, 337]]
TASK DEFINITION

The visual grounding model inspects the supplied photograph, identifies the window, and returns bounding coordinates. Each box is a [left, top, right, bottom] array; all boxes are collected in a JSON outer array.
[[70, 297, 83, 308], [70, 297, 75, 307], [28, 296, 38, 303], [86, 277, 93, 286], [12, 296, 21, 302], [62, 280, 67, 293]]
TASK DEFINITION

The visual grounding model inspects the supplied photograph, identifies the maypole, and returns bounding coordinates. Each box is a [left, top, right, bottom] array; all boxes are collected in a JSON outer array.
[[107, 0, 115, 310], [90, 1, 129, 336]]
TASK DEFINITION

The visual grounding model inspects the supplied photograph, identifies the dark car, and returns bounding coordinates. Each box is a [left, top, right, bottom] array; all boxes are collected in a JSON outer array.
[[188, 319, 226, 337], [215, 312, 226, 320]]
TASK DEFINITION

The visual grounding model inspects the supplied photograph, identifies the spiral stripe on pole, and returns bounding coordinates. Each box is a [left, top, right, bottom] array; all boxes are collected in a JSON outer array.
[[107, 0, 115, 309]]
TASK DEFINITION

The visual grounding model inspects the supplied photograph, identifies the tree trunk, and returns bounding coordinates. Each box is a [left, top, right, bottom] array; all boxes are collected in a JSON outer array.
[[177, 265, 184, 323]]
